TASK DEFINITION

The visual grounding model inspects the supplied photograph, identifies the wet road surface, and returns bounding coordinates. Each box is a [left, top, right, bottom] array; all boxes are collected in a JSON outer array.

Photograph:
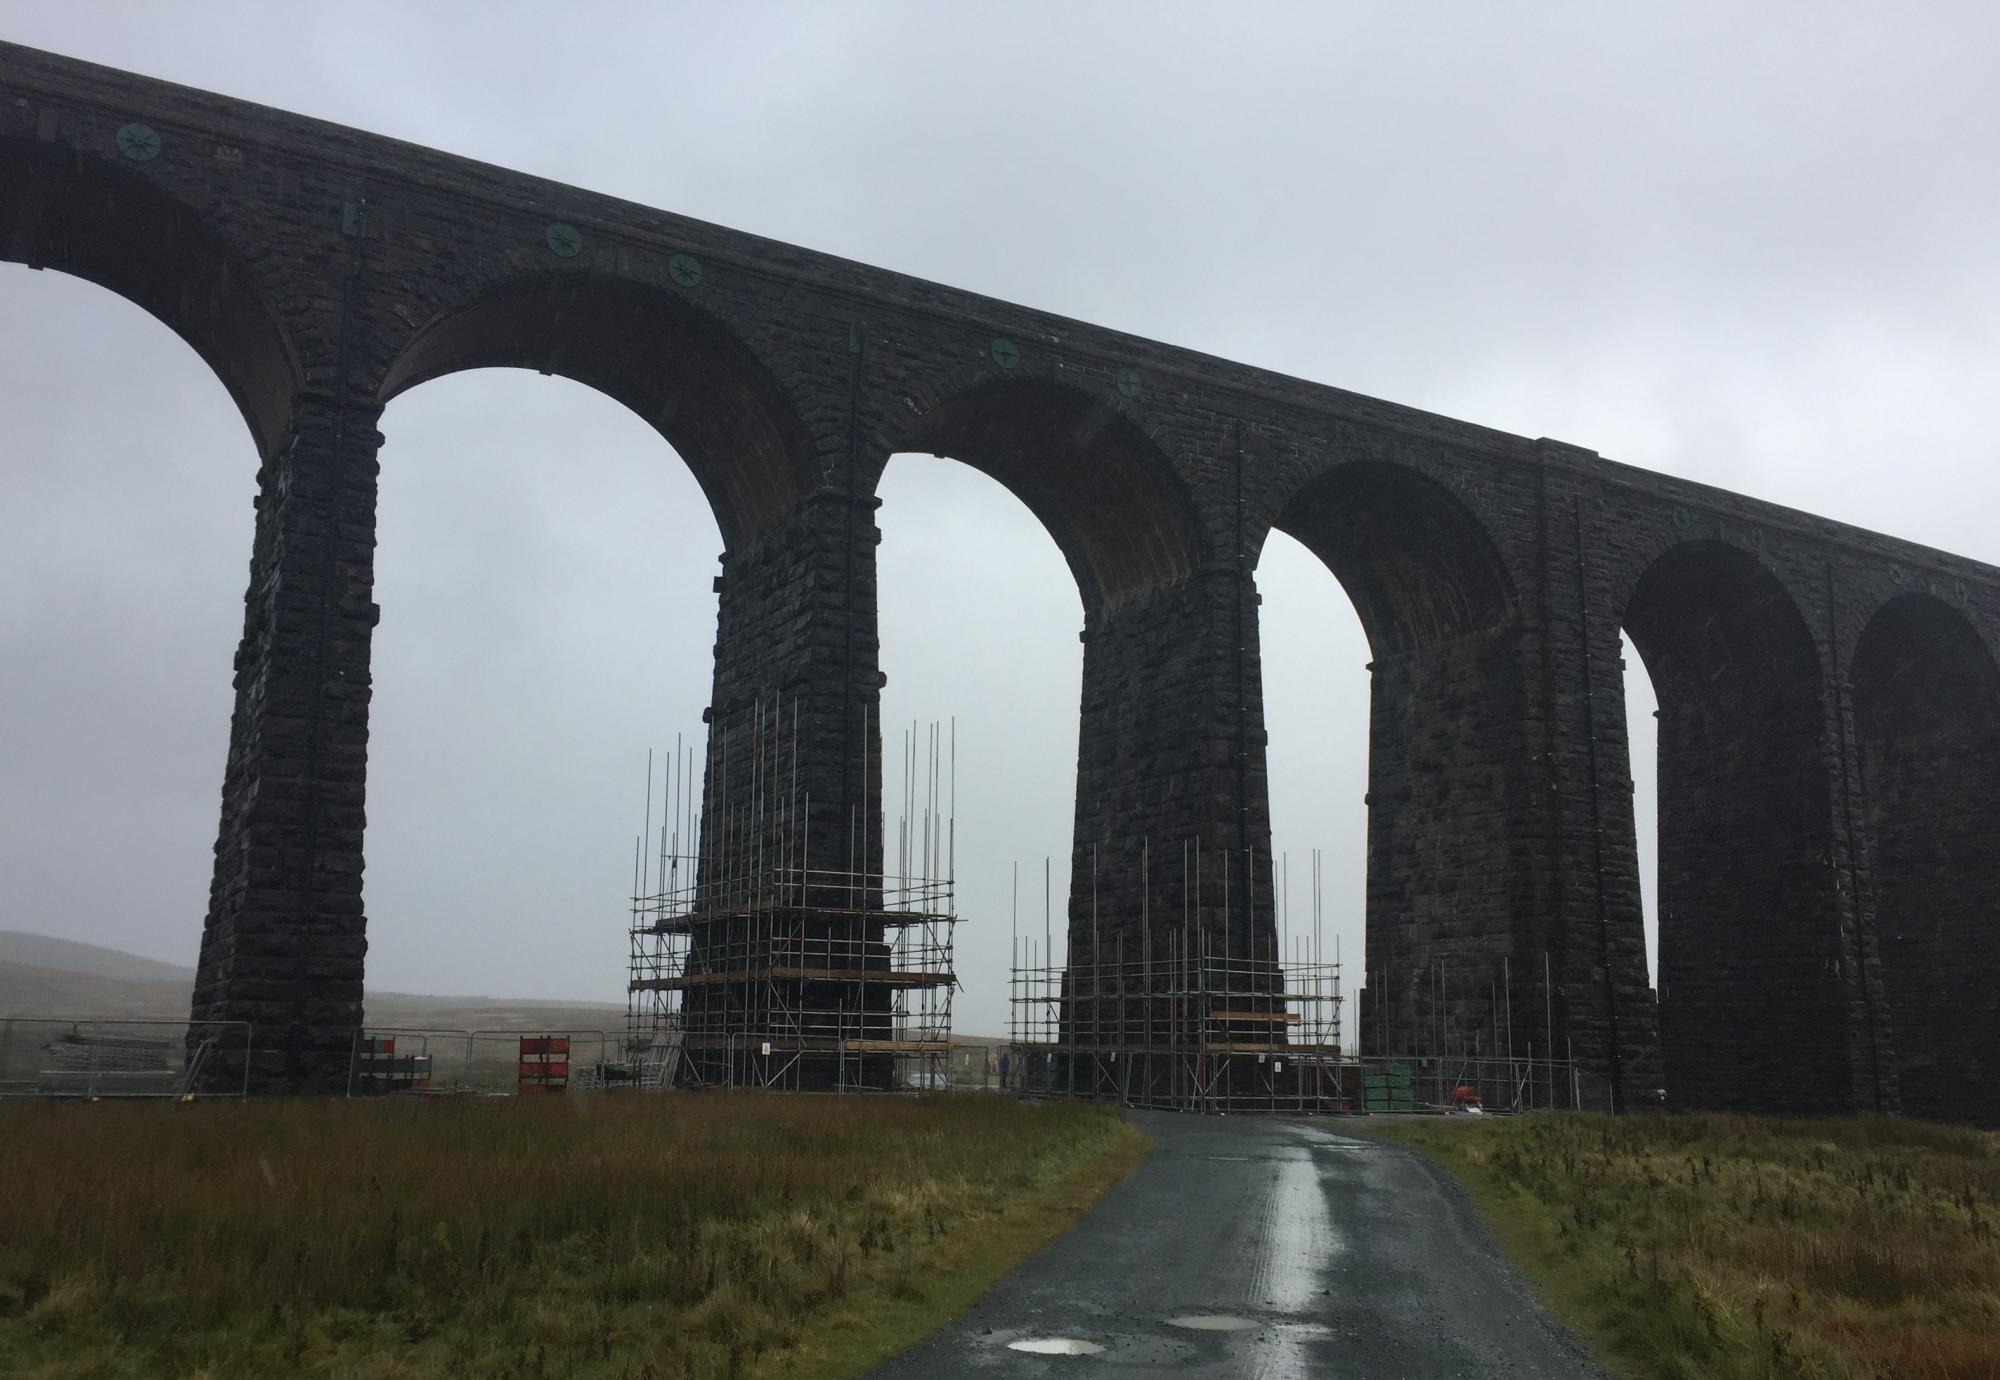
[[870, 1111, 1606, 1378]]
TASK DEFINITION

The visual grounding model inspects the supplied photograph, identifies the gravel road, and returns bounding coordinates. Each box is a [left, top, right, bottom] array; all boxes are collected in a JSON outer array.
[[869, 1111, 1606, 1378]]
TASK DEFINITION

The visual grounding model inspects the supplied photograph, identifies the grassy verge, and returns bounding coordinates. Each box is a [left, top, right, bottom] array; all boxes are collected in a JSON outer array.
[[0, 1093, 1147, 1380], [1360, 1113, 2000, 1380]]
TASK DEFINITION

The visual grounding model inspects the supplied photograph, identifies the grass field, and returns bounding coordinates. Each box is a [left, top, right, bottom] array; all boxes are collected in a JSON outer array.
[[1365, 1112, 2000, 1380], [0, 1093, 1147, 1380]]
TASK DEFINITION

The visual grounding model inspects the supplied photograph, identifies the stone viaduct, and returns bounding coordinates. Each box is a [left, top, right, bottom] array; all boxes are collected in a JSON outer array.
[[5, 43, 1997, 1120]]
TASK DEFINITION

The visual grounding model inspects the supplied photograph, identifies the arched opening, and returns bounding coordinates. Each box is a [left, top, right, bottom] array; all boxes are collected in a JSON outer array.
[[882, 377, 1201, 1083], [1267, 460, 1523, 1082], [374, 275, 822, 1025], [1853, 593, 2000, 1125], [1255, 531, 1369, 1045], [1, 138, 297, 456], [1622, 633, 1663, 999], [1622, 540, 1845, 1111], [3, 138, 295, 1007], [895, 378, 1197, 612], [381, 275, 811, 547], [0, 265, 260, 984], [1274, 462, 1515, 656], [875, 455, 1083, 1042], [365, 370, 723, 1005]]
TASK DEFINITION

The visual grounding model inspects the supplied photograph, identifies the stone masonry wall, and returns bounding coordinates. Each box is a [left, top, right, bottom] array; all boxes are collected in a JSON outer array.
[[1854, 596, 2000, 1126], [1071, 569, 1275, 975], [188, 393, 381, 1090], [4, 42, 1998, 1109]]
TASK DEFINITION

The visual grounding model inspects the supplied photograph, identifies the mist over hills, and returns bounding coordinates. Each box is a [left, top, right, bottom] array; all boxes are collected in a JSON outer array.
[[0, 930, 624, 1031], [0, 931, 190, 984]]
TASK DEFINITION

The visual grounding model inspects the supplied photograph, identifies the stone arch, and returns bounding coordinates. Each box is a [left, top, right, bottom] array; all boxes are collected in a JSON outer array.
[[1268, 458, 1517, 654], [887, 375, 1200, 612], [378, 273, 814, 547], [1622, 539, 1845, 1111], [1853, 592, 2000, 1125], [879, 374, 1206, 1064], [1263, 458, 1526, 1082], [0, 136, 299, 456]]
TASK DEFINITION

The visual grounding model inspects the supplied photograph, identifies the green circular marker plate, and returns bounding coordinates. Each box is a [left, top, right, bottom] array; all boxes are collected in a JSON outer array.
[[1671, 508, 1693, 532], [1115, 368, 1142, 398], [990, 337, 1021, 369], [545, 222, 583, 258], [116, 123, 161, 162], [668, 253, 704, 287]]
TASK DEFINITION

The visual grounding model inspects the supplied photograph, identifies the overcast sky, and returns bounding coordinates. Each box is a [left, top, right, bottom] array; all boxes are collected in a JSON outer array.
[[3, 4, 1997, 1039]]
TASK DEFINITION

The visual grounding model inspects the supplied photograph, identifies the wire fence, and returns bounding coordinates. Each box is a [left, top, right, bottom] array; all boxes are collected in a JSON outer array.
[[0, 1018, 973, 1100], [998, 1044, 1579, 1115], [0, 1016, 1576, 1113]]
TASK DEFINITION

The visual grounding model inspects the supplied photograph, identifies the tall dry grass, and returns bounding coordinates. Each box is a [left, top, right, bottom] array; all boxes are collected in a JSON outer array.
[[1371, 1113, 2000, 1380], [0, 1093, 1137, 1379]]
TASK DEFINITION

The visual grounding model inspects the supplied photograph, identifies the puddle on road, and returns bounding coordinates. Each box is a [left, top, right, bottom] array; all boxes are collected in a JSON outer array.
[[1166, 1314, 1260, 1331], [1007, 1338, 1105, 1355]]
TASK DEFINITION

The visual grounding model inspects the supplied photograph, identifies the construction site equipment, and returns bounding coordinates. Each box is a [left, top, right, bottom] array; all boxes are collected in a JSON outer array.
[[0, 1018, 253, 1098], [517, 1036, 570, 1094], [632, 866, 957, 1090], [343, 1028, 617, 1097], [353, 1035, 432, 1093], [626, 706, 962, 1093], [1004, 845, 1581, 1115], [1004, 842, 1346, 1114], [1363, 1062, 1415, 1112], [1009, 942, 1348, 1113]]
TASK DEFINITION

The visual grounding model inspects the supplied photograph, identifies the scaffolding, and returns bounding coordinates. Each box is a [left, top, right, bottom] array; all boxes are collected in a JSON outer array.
[[1006, 845, 1580, 1115], [1002, 843, 1345, 1112], [625, 706, 960, 1092], [1009, 938, 1346, 1112]]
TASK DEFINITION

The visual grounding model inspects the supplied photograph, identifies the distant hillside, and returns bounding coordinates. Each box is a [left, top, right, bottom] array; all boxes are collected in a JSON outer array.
[[0, 932, 1004, 1043], [0, 961, 189, 1020], [0, 931, 623, 1032], [0, 931, 191, 984]]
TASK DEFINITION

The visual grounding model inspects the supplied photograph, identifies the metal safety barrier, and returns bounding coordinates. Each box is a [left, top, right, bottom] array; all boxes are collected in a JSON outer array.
[[0, 1016, 252, 1098], [344, 1028, 619, 1097]]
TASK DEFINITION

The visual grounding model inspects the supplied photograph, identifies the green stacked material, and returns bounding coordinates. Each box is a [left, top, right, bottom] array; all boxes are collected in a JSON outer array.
[[1363, 1062, 1416, 1113]]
